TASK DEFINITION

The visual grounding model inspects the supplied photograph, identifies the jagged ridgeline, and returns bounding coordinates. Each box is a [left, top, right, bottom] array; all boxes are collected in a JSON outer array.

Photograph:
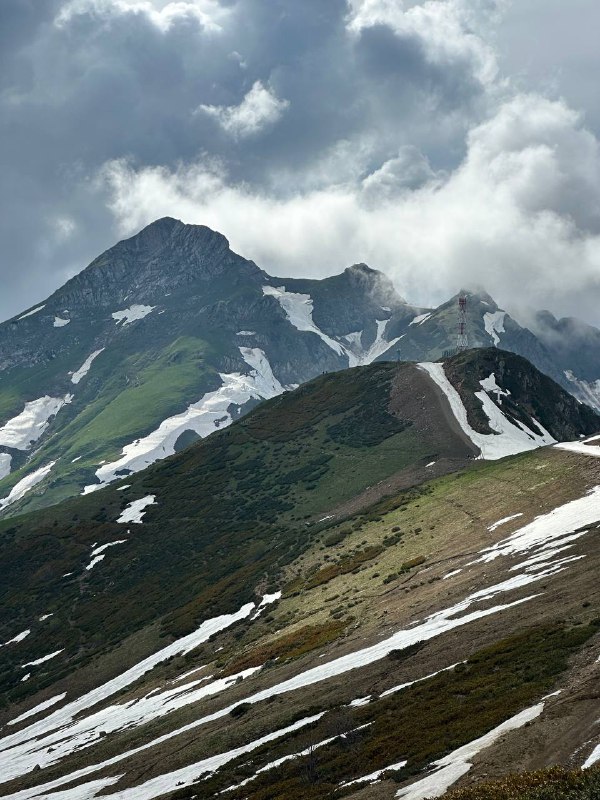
[[2, 218, 600, 517]]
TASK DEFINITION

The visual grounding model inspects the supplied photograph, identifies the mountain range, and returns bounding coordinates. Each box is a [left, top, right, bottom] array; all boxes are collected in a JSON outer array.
[[1, 218, 600, 520]]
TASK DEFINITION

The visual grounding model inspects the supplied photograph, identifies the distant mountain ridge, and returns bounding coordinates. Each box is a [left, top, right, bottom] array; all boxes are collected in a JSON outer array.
[[1, 217, 599, 516]]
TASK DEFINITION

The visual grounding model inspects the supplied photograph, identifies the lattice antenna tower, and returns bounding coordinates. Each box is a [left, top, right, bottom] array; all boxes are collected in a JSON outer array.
[[456, 295, 469, 351]]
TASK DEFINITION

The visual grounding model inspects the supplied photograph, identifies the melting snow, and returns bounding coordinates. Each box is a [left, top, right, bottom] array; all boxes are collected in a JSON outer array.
[[71, 349, 105, 384], [474, 485, 600, 563], [53, 316, 70, 327], [84, 348, 285, 491], [85, 555, 105, 571], [237, 330, 256, 336], [0, 453, 11, 480], [112, 305, 155, 325], [418, 362, 555, 459], [0, 396, 72, 450], [442, 569, 463, 580], [556, 435, 600, 458], [7, 694, 67, 727], [39, 614, 53, 622], [346, 760, 408, 786], [91, 540, 127, 556], [263, 285, 346, 356], [0, 597, 279, 786], [583, 742, 600, 769], [396, 703, 544, 799], [1, 630, 30, 647], [488, 513, 523, 531], [117, 496, 156, 524], [345, 319, 402, 366], [21, 649, 64, 668], [410, 312, 431, 326], [483, 310, 506, 346], [0, 461, 56, 510], [17, 305, 45, 320]]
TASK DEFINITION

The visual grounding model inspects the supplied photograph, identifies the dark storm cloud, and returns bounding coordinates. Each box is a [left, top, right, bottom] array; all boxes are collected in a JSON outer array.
[[0, 0, 496, 320], [2, 0, 600, 325]]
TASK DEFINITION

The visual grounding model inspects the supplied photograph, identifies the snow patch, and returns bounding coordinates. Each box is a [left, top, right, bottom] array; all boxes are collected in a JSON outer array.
[[112, 305, 155, 325], [7, 694, 67, 727], [84, 348, 285, 491], [236, 330, 256, 336], [410, 312, 431, 326], [263, 285, 345, 356], [117, 496, 156, 524], [488, 513, 523, 532], [564, 370, 600, 413], [417, 362, 555, 460], [1, 630, 30, 647], [474, 485, 600, 563], [85, 555, 105, 571], [0, 461, 56, 510], [21, 649, 64, 668], [0, 396, 72, 450], [483, 310, 506, 346], [71, 349, 105, 384], [396, 703, 544, 799], [346, 760, 408, 786], [0, 452, 11, 480], [17, 305, 45, 320], [53, 316, 70, 327]]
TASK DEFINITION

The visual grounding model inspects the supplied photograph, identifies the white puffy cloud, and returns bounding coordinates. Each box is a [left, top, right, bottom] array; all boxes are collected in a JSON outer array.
[[196, 81, 290, 138], [346, 0, 501, 86], [56, 0, 226, 32], [100, 92, 600, 324]]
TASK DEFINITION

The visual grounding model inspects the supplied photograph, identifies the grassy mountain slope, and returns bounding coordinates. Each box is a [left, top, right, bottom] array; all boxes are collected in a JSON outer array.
[[0, 352, 599, 799]]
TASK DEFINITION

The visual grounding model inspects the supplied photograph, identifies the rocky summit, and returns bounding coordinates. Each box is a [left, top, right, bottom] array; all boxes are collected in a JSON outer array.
[[1, 219, 600, 520]]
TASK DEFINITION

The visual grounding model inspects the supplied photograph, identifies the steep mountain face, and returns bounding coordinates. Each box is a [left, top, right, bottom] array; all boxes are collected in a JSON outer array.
[[532, 310, 600, 410], [0, 351, 599, 799], [1, 217, 599, 519]]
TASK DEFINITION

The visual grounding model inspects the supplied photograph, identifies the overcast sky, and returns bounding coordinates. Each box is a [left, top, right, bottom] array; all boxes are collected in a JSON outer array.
[[2, 0, 600, 324]]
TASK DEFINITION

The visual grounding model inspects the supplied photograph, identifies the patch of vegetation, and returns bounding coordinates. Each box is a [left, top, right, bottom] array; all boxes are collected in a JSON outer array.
[[284, 546, 384, 595], [224, 620, 347, 674], [443, 765, 600, 800]]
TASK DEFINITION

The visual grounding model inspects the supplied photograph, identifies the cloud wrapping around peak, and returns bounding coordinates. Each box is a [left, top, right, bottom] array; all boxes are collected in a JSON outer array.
[[100, 91, 600, 324], [1, 0, 600, 324], [197, 80, 290, 138]]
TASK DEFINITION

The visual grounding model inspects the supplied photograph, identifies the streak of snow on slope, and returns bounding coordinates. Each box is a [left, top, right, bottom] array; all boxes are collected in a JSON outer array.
[[53, 317, 70, 327], [410, 313, 431, 326], [116, 496, 156, 524], [90, 540, 127, 557], [564, 370, 600, 413], [111, 305, 155, 325], [17, 305, 45, 320], [396, 703, 544, 799], [7, 597, 539, 796], [443, 569, 463, 580], [55, 714, 326, 800], [346, 319, 403, 366], [236, 330, 256, 336], [70, 349, 105, 384], [0, 597, 280, 784], [84, 348, 284, 491], [85, 555, 105, 571], [39, 614, 53, 621], [345, 760, 408, 786], [1, 533, 582, 792], [0, 461, 56, 510], [488, 513, 523, 531], [583, 742, 600, 769], [263, 285, 345, 356], [474, 485, 600, 563], [556, 435, 600, 458], [0, 453, 11, 480], [8, 694, 67, 727], [483, 310, 506, 346], [1, 630, 30, 647], [0, 396, 72, 450], [22, 650, 64, 668], [417, 363, 555, 459]]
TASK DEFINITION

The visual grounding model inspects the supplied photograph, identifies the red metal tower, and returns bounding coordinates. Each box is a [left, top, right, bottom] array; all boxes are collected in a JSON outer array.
[[456, 295, 468, 351]]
